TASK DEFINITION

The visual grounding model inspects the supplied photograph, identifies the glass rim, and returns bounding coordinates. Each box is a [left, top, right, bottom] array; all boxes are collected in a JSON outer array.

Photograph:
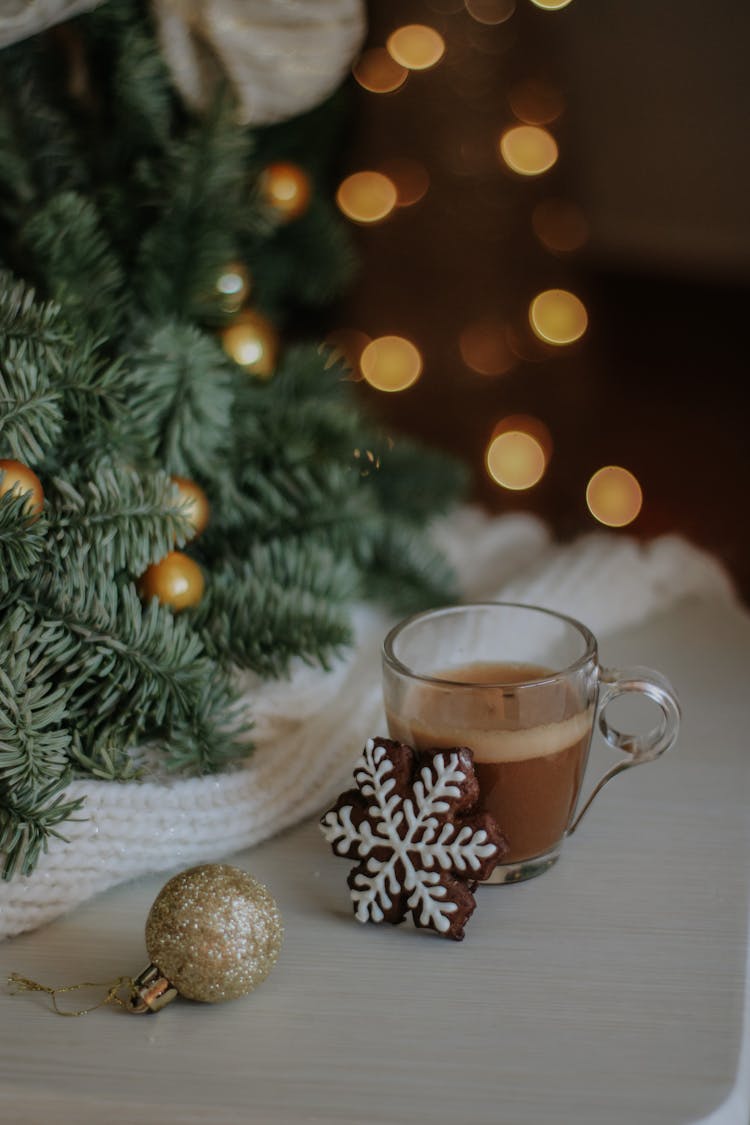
[[382, 601, 598, 688]]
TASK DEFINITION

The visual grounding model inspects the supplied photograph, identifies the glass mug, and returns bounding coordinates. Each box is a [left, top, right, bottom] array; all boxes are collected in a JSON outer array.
[[382, 602, 680, 883]]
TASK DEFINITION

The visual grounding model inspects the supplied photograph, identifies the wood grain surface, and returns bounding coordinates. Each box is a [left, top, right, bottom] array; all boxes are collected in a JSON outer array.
[[1, 598, 748, 1125]]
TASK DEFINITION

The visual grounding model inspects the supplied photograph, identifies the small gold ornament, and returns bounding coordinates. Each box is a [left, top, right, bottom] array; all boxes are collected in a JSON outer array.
[[0, 458, 44, 518], [9, 864, 283, 1015], [139, 550, 205, 610], [141, 864, 283, 1006], [214, 260, 252, 315], [259, 162, 312, 222], [220, 309, 278, 378], [171, 476, 210, 539]]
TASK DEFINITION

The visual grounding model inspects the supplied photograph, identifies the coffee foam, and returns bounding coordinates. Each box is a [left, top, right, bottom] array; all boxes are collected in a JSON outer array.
[[397, 707, 594, 764]]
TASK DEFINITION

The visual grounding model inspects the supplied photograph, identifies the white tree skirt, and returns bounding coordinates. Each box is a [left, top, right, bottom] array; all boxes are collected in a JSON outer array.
[[0, 509, 734, 939]]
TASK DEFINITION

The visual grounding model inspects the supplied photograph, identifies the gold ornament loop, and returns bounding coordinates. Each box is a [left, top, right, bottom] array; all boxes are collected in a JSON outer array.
[[7, 972, 137, 1016]]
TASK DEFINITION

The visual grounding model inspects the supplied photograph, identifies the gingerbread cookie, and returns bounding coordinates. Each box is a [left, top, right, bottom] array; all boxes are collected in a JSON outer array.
[[320, 737, 508, 940]]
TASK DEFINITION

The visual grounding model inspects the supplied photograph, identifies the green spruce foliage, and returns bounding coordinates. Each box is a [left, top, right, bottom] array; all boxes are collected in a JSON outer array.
[[0, 0, 468, 877]]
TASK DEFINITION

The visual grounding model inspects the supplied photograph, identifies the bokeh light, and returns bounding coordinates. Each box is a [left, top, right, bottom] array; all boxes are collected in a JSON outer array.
[[586, 466, 643, 527], [214, 261, 251, 313], [387, 25, 446, 71], [493, 414, 553, 459], [465, 0, 516, 24], [323, 329, 371, 376], [530, 0, 574, 8], [486, 429, 547, 490], [459, 318, 516, 375], [499, 125, 558, 176], [378, 158, 430, 207], [529, 288, 588, 345], [353, 47, 408, 93], [336, 172, 398, 224], [532, 199, 589, 253], [220, 310, 277, 378], [360, 336, 423, 392], [508, 78, 565, 125]]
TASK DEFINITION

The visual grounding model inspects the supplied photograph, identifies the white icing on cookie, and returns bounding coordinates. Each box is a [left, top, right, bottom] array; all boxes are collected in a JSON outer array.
[[320, 738, 499, 932]]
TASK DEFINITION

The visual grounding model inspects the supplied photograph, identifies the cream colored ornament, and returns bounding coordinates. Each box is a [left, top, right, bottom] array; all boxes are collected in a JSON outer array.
[[0, 0, 366, 128], [153, 0, 367, 125]]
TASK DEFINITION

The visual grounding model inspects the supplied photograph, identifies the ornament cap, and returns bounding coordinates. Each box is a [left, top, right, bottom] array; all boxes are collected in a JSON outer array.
[[129, 964, 179, 1014]]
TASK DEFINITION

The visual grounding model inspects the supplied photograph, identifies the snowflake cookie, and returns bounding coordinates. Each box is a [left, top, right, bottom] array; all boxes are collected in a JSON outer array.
[[320, 737, 508, 941]]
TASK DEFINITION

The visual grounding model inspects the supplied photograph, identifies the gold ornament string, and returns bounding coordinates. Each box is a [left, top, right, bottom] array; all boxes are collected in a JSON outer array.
[[7, 972, 136, 1016]]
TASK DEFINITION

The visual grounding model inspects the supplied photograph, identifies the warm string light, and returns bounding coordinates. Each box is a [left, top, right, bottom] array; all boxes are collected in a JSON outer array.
[[529, 288, 588, 345], [353, 47, 408, 93], [485, 426, 547, 491], [586, 467, 643, 527], [386, 25, 446, 71], [360, 336, 423, 392], [529, 0, 574, 9], [499, 124, 558, 176], [336, 172, 398, 224], [350, 2, 637, 535]]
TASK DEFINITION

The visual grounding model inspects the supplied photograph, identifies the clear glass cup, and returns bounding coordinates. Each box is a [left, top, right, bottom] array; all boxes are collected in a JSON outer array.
[[382, 602, 680, 883]]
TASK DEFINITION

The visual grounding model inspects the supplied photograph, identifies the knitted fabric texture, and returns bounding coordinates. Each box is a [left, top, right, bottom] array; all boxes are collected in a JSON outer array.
[[0, 509, 735, 939]]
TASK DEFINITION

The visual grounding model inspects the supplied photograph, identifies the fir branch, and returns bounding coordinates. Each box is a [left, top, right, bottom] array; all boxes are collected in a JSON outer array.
[[361, 521, 461, 615], [247, 195, 356, 317], [158, 673, 247, 774], [0, 607, 72, 794], [366, 436, 471, 527], [54, 347, 138, 459], [47, 462, 192, 579], [0, 605, 82, 879], [0, 775, 83, 879], [125, 320, 235, 478], [113, 25, 173, 149], [206, 459, 382, 559], [195, 551, 353, 677], [67, 729, 139, 783], [0, 271, 69, 363], [20, 191, 127, 339], [0, 343, 62, 463], [0, 492, 46, 595], [0, 42, 85, 215], [134, 94, 252, 320], [19, 580, 214, 753]]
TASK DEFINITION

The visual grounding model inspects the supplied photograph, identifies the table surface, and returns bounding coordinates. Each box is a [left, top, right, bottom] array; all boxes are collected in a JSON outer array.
[[1, 597, 748, 1125]]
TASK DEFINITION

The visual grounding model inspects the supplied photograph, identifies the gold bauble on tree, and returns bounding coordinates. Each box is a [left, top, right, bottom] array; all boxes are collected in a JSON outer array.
[[139, 550, 204, 611], [220, 308, 278, 379], [259, 161, 312, 222], [0, 458, 44, 517], [138, 864, 283, 1007], [214, 260, 252, 315], [171, 476, 210, 539]]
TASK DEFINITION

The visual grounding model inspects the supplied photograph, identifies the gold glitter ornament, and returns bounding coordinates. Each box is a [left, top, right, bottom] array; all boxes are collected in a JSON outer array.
[[140, 864, 283, 1006], [9, 863, 283, 1015]]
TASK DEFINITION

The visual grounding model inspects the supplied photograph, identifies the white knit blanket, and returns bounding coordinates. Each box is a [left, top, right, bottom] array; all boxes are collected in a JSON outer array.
[[0, 508, 735, 940]]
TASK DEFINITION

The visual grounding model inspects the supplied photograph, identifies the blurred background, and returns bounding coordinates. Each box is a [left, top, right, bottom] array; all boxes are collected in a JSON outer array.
[[325, 0, 750, 602]]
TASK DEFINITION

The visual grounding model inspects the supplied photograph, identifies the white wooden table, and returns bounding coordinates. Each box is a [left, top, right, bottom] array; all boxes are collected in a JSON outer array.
[[1, 598, 748, 1125]]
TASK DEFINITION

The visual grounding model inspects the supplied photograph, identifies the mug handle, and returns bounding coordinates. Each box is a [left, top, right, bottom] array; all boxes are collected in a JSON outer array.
[[568, 666, 681, 835]]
